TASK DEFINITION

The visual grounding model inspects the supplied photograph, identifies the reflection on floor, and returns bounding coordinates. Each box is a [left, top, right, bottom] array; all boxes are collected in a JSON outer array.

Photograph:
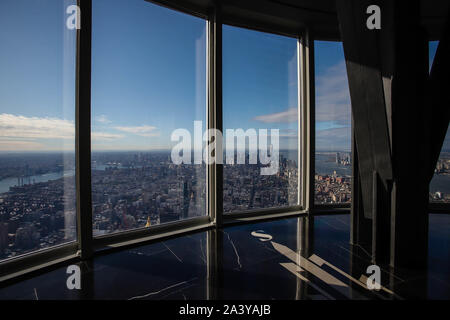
[[0, 214, 448, 299]]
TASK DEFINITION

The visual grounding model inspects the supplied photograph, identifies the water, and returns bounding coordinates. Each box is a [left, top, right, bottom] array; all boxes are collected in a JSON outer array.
[[0, 163, 135, 194], [315, 153, 351, 176], [0, 170, 74, 194], [430, 174, 450, 194], [282, 151, 352, 176]]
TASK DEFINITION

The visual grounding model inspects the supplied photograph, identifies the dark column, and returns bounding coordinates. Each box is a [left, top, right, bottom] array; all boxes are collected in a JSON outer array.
[[389, 0, 430, 270], [350, 129, 372, 254], [76, 0, 93, 260], [79, 260, 94, 300], [296, 216, 314, 300], [391, 6, 450, 269], [336, 0, 393, 265], [207, 229, 224, 300], [337, 0, 446, 270]]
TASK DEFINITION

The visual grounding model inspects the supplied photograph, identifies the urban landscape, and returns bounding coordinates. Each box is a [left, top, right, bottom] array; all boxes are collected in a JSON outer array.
[[0, 150, 448, 260], [429, 154, 450, 202], [315, 152, 352, 204]]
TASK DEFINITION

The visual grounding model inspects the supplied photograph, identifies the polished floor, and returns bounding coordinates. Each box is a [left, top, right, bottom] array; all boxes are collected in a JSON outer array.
[[0, 214, 448, 300]]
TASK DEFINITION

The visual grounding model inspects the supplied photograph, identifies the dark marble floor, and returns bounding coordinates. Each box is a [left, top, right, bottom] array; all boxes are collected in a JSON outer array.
[[0, 214, 448, 300]]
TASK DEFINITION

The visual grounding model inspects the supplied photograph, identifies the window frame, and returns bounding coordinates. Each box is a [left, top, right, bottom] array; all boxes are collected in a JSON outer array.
[[219, 24, 308, 220], [88, 0, 212, 241]]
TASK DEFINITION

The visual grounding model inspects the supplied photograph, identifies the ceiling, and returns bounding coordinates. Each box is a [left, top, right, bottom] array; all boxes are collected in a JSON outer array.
[[148, 0, 449, 40]]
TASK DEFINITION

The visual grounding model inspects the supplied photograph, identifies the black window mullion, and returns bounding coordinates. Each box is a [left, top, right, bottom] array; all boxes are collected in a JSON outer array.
[[75, 0, 93, 259]]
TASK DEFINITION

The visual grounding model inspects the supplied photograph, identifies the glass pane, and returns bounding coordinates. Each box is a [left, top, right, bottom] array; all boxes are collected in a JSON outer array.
[[428, 41, 449, 203], [430, 127, 450, 203], [314, 41, 352, 205], [222, 25, 299, 213], [429, 40, 438, 73], [91, 0, 207, 235], [0, 0, 77, 261]]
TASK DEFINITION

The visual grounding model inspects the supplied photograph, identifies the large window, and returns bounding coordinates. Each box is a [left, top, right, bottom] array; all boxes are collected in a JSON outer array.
[[0, 0, 366, 275], [314, 41, 352, 205], [428, 41, 449, 204], [91, 0, 207, 235], [0, 0, 77, 261], [430, 128, 450, 203], [222, 25, 299, 213]]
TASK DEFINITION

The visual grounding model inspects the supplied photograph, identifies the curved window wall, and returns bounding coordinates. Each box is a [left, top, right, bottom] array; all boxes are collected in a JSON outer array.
[[0, 0, 360, 280]]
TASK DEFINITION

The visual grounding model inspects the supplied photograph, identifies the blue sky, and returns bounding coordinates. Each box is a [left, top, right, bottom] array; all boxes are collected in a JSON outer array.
[[223, 24, 298, 153], [314, 40, 443, 152], [0, 0, 445, 153], [0, 0, 76, 151], [315, 41, 351, 151], [429, 41, 450, 152], [91, 0, 206, 151]]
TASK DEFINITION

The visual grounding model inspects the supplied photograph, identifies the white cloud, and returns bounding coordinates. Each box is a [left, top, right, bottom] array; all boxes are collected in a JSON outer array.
[[257, 128, 298, 138], [95, 114, 111, 124], [114, 125, 159, 137], [253, 108, 297, 123], [0, 139, 45, 151], [252, 60, 351, 127], [91, 132, 124, 140], [316, 127, 351, 151], [316, 60, 351, 125], [279, 128, 298, 138], [0, 113, 74, 139], [0, 114, 125, 151]]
